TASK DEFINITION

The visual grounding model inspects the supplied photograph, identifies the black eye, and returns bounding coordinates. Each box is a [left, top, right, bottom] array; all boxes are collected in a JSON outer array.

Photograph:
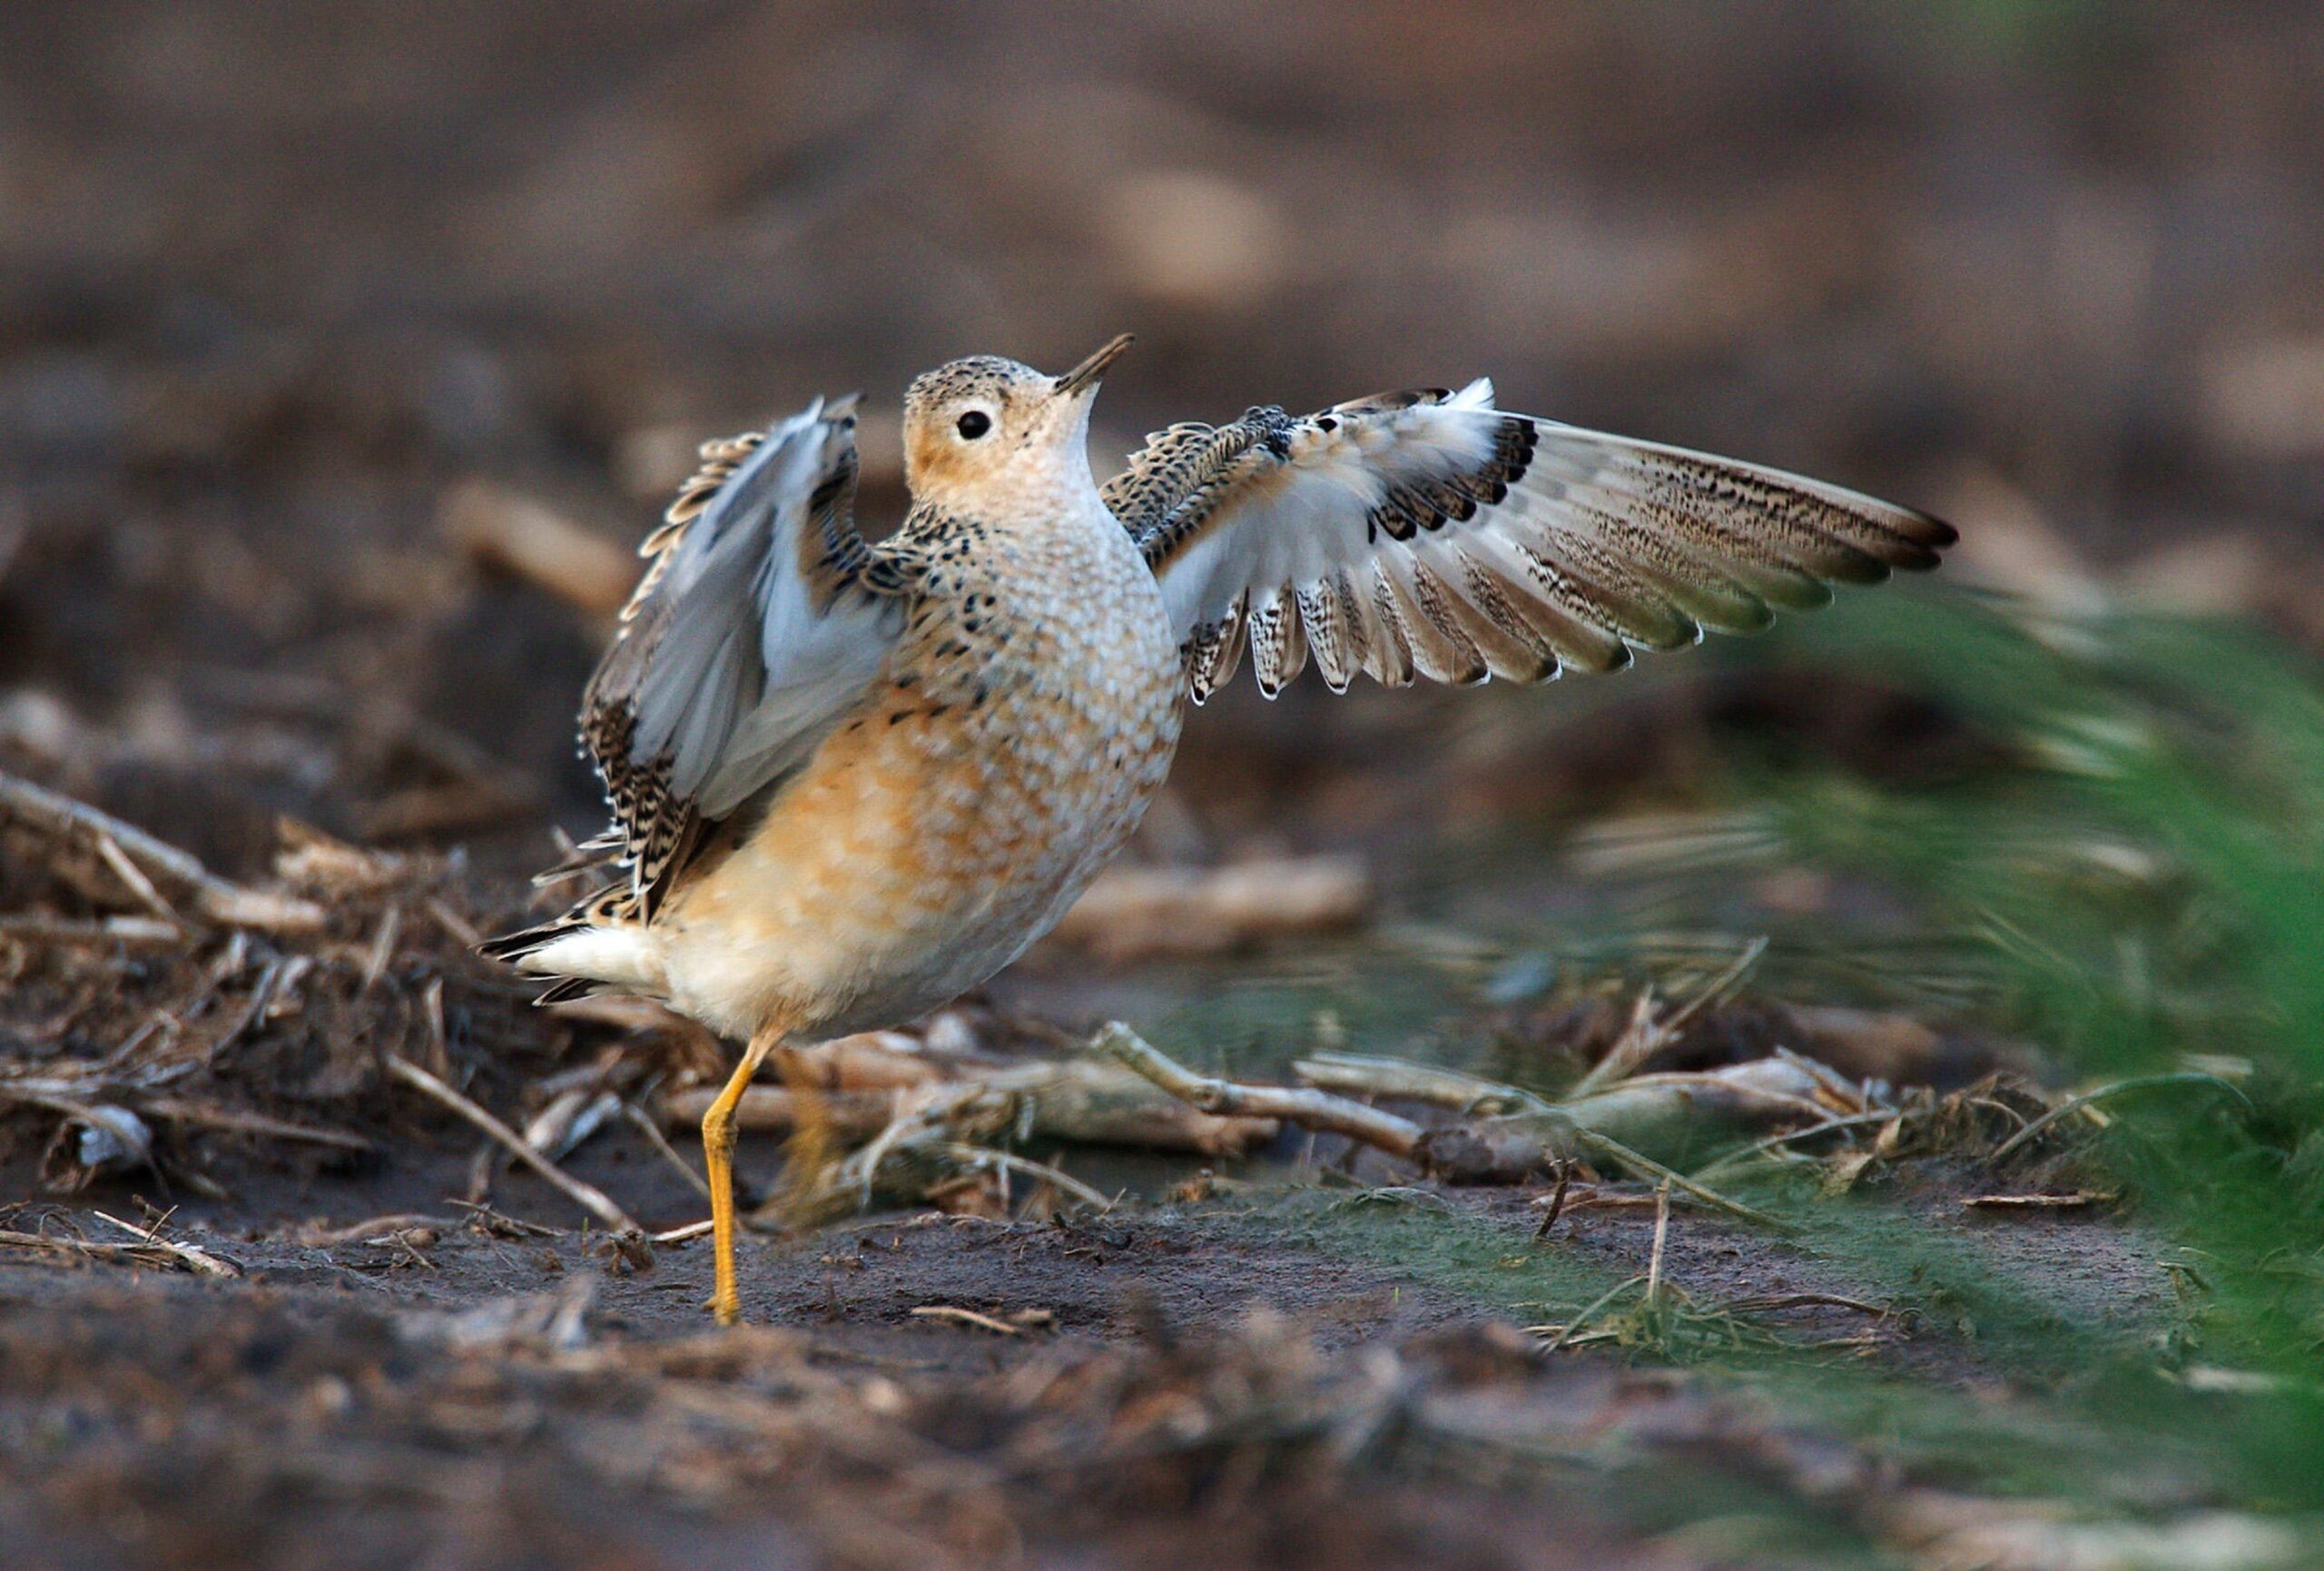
[[955, 410, 991, 440]]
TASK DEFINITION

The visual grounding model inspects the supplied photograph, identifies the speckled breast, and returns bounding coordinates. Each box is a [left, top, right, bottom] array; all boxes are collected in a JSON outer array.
[[658, 499, 1185, 1041], [870, 506, 1187, 1008]]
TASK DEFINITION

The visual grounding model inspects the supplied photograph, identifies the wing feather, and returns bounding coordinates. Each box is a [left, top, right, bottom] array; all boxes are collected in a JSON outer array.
[[574, 398, 903, 918], [1116, 380, 1953, 703]]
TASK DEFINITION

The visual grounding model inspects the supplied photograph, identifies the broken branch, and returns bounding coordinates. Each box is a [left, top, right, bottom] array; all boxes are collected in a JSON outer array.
[[0, 768, 324, 934], [1090, 1022, 1421, 1161], [386, 1056, 644, 1238]]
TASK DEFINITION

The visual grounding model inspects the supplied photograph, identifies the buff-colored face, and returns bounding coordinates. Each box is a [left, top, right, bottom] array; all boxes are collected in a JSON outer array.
[[901, 336, 1132, 509]]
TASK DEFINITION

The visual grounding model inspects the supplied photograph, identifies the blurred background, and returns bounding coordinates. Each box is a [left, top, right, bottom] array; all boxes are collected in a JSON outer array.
[[12, 7, 2324, 1565], [4, 0, 2321, 883]]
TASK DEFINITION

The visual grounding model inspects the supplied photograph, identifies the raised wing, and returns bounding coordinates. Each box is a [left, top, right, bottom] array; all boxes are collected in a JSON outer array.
[[576, 397, 906, 915], [1113, 381, 1955, 703]]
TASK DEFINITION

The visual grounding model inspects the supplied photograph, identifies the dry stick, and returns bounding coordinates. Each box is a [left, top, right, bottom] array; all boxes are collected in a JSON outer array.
[[1566, 991, 1666, 1101], [910, 1305, 1024, 1336], [0, 1229, 205, 1272], [1692, 1110, 1901, 1180], [1718, 1291, 1893, 1318], [1567, 937, 1769, 1101], [938, 1144, 1111, 1212], [624, 1103, 714, 1203], [1644, 1180, 1671, 1308], [1658, 935, 1770, 1037], [295, 1213, 456, 1248], [1090, 1023, 1423, 1160], [1295, 1052, 1552, 1115], [443, 1198, 564, 1238], [1561, 1125, 1798, 1235], [1101, 1023, 1791, 1233], [92, 832, 179, 924], [0, 913, 181, 946], [0, 769, 324, 934], [1987, 1072, 2252, 1165], [1962, 1191, 2105, 1210], [136, 1096, 373, 1152], [0, 498, 25, 588], [439, 477, 635, 618], [424, 897, 483, 949], [1535, 1275, 1649, 1354], [91, 1211, 241, 1278], [385, 1057, 643, 1236], [1532, 1160, 1573, 1240], [359, 904, 401, 994]]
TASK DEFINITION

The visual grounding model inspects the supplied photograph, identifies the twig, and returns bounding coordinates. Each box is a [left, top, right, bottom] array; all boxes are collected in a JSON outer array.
[[1692, 1110, 1901, 1178], [91, 1211, 241, 1278], [386, 1056, 643, 1236], [424, 897, 483, 950], [625, 1103, 714, 1203], [1531, 1161, 1573, 1240], [1098, 1025, 1793, 1233], [93, 832, 179, 924], [1090, 1023, 1421, 1160], [1717, 1291, 1893, 1318], [1565, 941, 1770, 1101], [0, 1229, 202, 1272], [1988, 1072, 2251, 1164], [660, 1060, 1280, 1157], [1296, 1052, 1551, 1115], [444, 1199, 565, 1238], [136, 1097, 373, 1152], [0, 769, 325, 934], [359, 904, 400, 993], [1644, 1181, 1671, 1307], [439, 478, 635, 618], [1566, 991, 1667, 1100], [293, 1213, 456, 1248], [0, 495, 25, 588], [938, 1144, 1111, 1212], [0, 914, 182, 947], [1567, 1127, 1799, 1235], [208, 956, 286, 1059], [1963, 1191, 2107, 1210], [910, 1305, 1025, 1336], [1659, 935, 1769, 1036], [653, 1218, 715, 1245], [1534, 1276, 1648, 1354]]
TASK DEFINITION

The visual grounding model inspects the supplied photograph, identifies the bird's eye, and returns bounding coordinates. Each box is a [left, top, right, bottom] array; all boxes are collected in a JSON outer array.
[[955, 410, 991, 440]]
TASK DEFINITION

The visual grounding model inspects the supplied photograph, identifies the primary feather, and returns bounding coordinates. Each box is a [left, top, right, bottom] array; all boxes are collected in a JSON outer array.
[[1114, 380, 1955, 703]]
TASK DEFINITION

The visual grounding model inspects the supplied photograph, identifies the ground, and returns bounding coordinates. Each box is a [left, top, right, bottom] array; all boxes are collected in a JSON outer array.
[[0, 1144, 2192, 1571]]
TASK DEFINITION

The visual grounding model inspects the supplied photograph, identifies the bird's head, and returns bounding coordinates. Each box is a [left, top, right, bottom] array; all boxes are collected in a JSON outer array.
[[901, 334, 1133, 512]]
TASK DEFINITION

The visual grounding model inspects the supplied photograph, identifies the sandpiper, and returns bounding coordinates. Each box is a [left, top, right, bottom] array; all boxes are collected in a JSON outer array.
[[487, 334, 1955, 1323]]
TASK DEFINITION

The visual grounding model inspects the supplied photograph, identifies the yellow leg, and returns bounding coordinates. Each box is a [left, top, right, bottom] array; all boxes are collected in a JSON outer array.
[[703, 1027, 781, 1326]]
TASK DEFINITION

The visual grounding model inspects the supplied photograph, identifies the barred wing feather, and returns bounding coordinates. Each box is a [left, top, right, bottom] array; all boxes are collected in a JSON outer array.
[[1118, 380, 1955, 703], [575, 397, 904, 916]]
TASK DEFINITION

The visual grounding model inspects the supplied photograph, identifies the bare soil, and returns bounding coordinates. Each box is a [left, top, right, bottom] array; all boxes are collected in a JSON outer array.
[[0, 1113, 2181, 1569]]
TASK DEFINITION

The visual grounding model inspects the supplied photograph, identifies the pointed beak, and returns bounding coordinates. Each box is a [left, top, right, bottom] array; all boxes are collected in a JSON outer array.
[[1054, 333, 1134, 398]]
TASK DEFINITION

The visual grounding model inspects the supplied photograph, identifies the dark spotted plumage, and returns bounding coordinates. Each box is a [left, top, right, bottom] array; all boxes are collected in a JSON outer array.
[[1105, 379, 1954, 705], [481, 399, 906, 973]]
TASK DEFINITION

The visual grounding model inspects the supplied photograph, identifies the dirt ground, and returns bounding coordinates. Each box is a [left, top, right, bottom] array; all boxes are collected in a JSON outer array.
[[0, 1122, 2185, 1571], [5, 4, 2323, 1568]]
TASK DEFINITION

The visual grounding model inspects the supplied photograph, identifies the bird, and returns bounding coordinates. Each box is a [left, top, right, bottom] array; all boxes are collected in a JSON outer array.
[[484, 333, 1955, 1324]]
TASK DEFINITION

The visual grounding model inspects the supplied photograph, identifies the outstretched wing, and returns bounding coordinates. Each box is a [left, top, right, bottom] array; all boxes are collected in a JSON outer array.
[[1110, 381, 1955, 703], [576, 397, 906, 917]]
